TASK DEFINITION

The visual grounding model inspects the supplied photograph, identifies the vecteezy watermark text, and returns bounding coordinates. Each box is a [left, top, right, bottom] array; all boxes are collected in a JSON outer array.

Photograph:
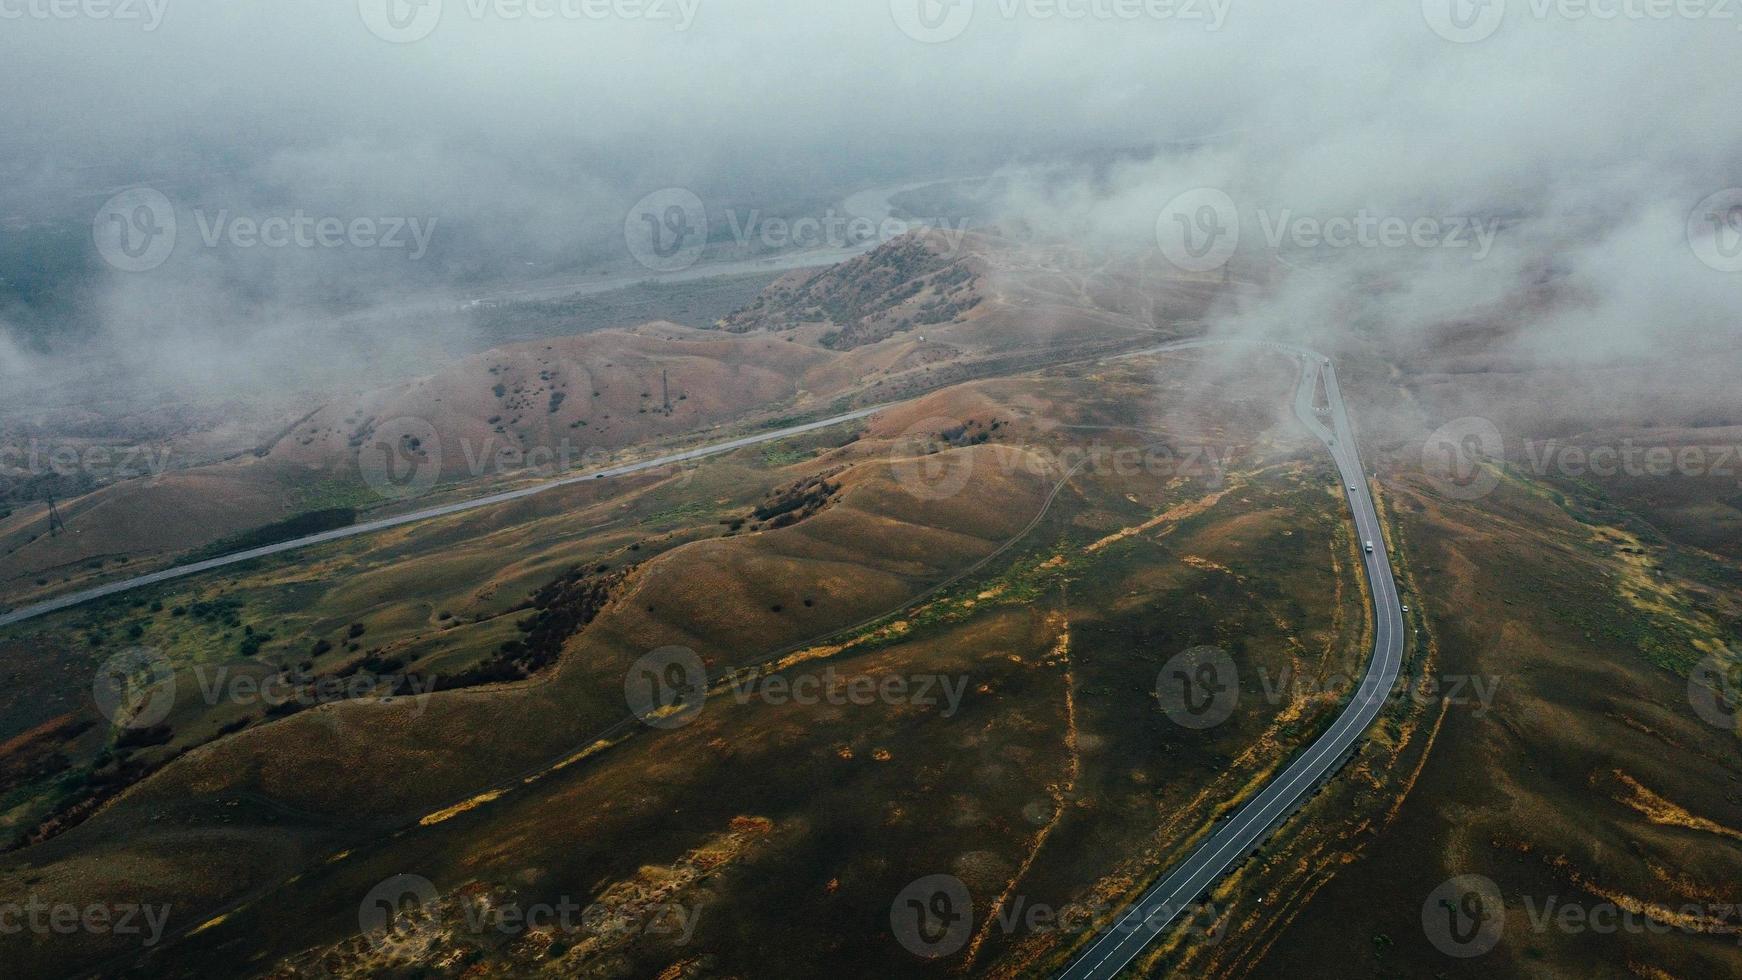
[[0, 897, 171, 947], [1423, 0, 1742, 45], [720, 208, 971, 257], [354, 420, 699, 501], [1688, 189, 1742, 272], [1523, 438, 1742, 485], [889, 873, 1223, 958], [0, 442, 173, 483], [1254, 209, 1499, 259], [1423, 873, 1742, 957], [1420, 414, 1742, 503], [0, 0, 167, 29], [890, 0, 1232, 44], [358, 874, 701, 950], [93, 188, 440, 271], [359, 0, 701, 43], [1154, 189, 1502, 273], [191, 209, 438, 260], [623, 187, 973, 273], [1155, 646, 1499, 730], [623, 646, 973, 729], [190, 665, 437, 716], [726, 668, 969, 718], [94, 647, 436, 731], [888, 418, 1240, 500], [1688, 650, 1740, 729]]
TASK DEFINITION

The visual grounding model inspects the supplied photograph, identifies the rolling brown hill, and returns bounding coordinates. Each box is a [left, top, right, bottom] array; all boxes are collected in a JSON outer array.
[[0, 231, 1175, 607]]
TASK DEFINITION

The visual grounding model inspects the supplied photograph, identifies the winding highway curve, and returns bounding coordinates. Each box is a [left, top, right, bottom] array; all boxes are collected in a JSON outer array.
[[0, 338, 1406, 980], [1057, 343, 1405, 979]]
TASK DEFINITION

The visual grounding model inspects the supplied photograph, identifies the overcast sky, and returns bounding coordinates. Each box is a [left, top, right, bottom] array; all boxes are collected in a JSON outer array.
[[4, 2, 1727, 213], [2, 1, 1738, 397]]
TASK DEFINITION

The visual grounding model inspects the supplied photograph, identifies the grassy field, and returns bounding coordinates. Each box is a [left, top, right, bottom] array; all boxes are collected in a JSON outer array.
[[0, 350, 1379, 978], [11, 341, 1733, 978], [1224, 448, 1742, 979]]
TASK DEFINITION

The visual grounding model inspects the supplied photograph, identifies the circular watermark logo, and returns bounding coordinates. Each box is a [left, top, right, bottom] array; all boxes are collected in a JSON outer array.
[[1422, 874, 1505, 957], [359, 873, 441, 949], [1156, 188, 1239, 273], [890, 0, 975, 43], [890, 874, 973, 958], [625, 645, 708, 728], [1421, 416, 1503, 500], [625, 188, 707, 273], [889, 417, 978, 501], [1421, 0, 1506, 43], [1156, 645, 1238, 730], [357, 416, 442, 500], [92, 646, 176, 730], [93, 188, 176, 273], [1688, 651, 1740, 729], [359, 0, 443, 43], [1687, 189, 1742, 274]]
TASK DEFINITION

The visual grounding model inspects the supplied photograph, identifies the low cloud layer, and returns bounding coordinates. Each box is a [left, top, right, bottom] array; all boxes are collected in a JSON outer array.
[[1, 2, 1737, 419]]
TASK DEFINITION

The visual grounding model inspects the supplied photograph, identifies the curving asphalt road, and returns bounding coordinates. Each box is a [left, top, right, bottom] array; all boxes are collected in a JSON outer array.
[[1, 336, 1402, 979], [1056, 344, 1405, 980], [0, 337, 1212, 630], [1, 337, 1404, 980], [0, 175, 981, 631], [0, 406, 888, 630], [0, 335, 1211, 631]]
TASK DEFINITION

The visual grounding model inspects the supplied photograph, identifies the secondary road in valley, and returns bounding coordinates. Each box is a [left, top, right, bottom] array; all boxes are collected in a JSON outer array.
[[0, 334, 1213, 630], [1056, 344, 1406, 980], [1, 336, 1404, 978], [0, 406, 887, 629], [0, 175, 979, 629], [0, 336, 1207, 628]]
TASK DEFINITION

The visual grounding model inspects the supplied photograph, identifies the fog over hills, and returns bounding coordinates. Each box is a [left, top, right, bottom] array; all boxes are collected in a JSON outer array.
[[4, 7, 1742, 979], [2, 2, 1737, 410]]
